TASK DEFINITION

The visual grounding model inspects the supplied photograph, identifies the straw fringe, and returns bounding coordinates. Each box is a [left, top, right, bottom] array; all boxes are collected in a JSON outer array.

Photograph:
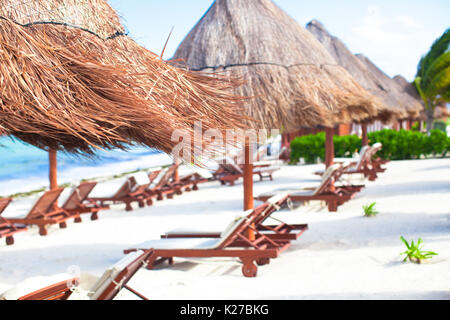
[[0, 0, 247, 156]]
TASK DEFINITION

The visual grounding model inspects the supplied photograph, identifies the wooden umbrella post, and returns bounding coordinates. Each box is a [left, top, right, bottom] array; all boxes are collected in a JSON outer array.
[[48, 149, 58, 210], [243, 140, 255, 241], [325, 127, 334, 168], [361, 123, 369, 146], [49, 149, 58, 190], [173, 158, 179, 183]]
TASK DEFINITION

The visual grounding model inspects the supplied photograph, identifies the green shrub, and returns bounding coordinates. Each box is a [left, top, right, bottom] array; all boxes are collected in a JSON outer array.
[[290, 132, 325, 164], [334, 134, 362, 158], [433, 120, 447, 133], [289, 129, 449, 163]]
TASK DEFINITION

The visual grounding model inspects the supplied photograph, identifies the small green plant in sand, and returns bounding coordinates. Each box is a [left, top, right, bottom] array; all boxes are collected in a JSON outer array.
[[400, 236, 438, 264], [362, 202, 378, 217]]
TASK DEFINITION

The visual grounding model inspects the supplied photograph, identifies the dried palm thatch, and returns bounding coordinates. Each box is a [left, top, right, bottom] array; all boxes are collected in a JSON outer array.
[[0, 0, 246, 156], [171, 0, 382, 130], [356, 54, 423, 120], [307, 20, 407, 123], [393, 75, 425, 119]]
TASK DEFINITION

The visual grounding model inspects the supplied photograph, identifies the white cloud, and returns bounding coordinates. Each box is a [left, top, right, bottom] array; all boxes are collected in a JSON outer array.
[[348, 5, 435, 80]]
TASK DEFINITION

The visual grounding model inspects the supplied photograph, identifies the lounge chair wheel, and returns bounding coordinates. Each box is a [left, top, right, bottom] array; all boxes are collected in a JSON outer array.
[[175, 189, 182, 195], [91, 212, 99, 221], [74, 217, 82, 223], [242, 262, 258, 278], [185, 187, 191, 192], [6, 236, 14, 246], [157, 195, 164, 201], [256, 258, 270, 266], [220, 180, 226, 185], [39, 227, 48, 236], [59, 222, 67, 229], [168, 258, 174, 265], [193, 185, 199, 191], [167, 194, 174, 199], [138, 200, 145, 208], [146, 199, 153, 206], [125, 203, 133, 212]]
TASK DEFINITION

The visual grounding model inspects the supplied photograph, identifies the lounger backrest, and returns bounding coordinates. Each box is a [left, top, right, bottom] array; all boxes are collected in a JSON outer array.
[[89, 250, 146, 300], [0, 273, 77, 300], [62, 182, 97, 211], [369, 143, 382, 159], [112, 178, 136, 199], [0, 198, 12, 216], [148, 167, 171, 190], [220, 157, 243, 174], [215, 215, 250, 249], [131, 172, 151, 187], [148, 168, 163, 184], [27, 188, 65, 219], [354, 146, 371, 171], [313, 164, 341, 195]]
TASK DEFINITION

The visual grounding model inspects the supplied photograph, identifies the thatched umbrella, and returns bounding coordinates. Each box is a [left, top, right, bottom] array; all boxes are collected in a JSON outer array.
[[306, 20, 407, 145], [0, 0, 246, 192], [172, 0, 381, 212], [356, 54, 424, 129], [393, 75, 426, 128]]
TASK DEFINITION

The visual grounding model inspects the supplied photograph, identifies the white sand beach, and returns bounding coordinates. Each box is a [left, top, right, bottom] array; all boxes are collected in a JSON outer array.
[[0, 158, 449, 300]]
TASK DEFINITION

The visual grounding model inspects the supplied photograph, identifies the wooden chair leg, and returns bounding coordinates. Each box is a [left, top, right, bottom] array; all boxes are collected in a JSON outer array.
[[241, 259, 258, 278], [125, 202, 133, 212], [91, 212, 99, 221], [328, 201, 338, 212], [59, 222, 67, 229], [74, 216, 82, 223], [138, 200, 145, 208], [193, 184, 199, 191], [39, 226, 48, 236], [6, 236, 14, 246]]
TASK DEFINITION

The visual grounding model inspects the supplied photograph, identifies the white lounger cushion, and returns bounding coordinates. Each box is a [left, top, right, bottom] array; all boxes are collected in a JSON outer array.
[[131, 172, 151, 186], [132, 238, 223, 250], [253, 166, 280, 173], [0, 273, 75, 300], [88, 250, 144, 300], [135, 216, 247, 251], [89, 177, 131, 199]]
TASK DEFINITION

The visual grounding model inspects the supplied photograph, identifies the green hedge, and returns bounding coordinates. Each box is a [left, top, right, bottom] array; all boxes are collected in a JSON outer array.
[[290, 129, 450, 164]]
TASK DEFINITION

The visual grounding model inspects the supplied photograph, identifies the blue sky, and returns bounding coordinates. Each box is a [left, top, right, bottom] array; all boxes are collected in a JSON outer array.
[[108, 0, 449, 81]]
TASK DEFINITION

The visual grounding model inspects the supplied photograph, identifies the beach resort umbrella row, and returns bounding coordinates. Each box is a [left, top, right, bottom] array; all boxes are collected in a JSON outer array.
[[306, 20, 423, 145], [172, 0, 384, 211], [0, 0, 247, 190]]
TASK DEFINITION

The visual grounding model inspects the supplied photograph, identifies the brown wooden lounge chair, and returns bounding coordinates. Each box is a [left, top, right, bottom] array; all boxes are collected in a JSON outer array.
[[142, 164, 183, 204], [88, 176, 140, 212], [256, 164, 362, 212], [315, 143, 386, 181], [7, 188, 79, 236], [0, 250, 153, 300], [61, 182, 109, 221], [213, 157, 279, 186], [124, 203, 296, 277], [0, 274, 79, 300], [161, 193, 308, 243], [0, 198, 27, 245]]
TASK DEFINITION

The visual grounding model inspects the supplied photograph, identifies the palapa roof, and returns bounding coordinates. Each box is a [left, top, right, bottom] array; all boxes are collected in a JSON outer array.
[[306, 20, 408, 123], [393, 75, 425, 118], [356, 54, 423, 120], [172, 0, 382, 130], [0, 0, 246, 155]]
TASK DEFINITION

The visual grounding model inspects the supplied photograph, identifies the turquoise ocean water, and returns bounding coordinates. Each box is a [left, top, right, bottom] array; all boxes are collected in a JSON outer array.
[[0, 137, 161, 185]]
